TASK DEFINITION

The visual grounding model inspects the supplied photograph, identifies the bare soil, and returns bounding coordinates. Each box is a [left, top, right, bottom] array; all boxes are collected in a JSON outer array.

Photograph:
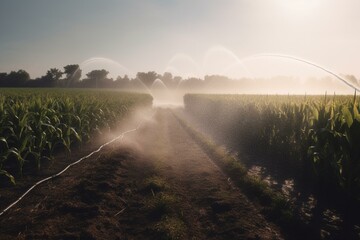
[[0, 109, 283, 239]]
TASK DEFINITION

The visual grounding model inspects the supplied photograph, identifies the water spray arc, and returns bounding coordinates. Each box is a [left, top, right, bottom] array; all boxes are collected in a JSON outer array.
[[80, 57, 134, 77], [65, 57, 135, 88], [250, 54, 360, 92]]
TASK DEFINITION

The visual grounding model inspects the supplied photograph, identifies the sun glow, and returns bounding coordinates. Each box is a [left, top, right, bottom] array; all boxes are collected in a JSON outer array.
[[277, 0, 322, 16]]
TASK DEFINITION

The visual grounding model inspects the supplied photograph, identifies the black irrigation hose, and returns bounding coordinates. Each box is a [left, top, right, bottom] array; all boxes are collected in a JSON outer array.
[[0, 111, 155, 217]]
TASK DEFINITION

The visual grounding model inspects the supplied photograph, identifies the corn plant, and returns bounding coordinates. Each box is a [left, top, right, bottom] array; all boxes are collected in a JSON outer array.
[[0, 89, 152, 185], [184, 94, 360, 203]]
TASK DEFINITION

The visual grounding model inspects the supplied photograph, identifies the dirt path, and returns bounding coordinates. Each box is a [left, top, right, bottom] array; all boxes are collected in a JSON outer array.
[[0, 109, 283, 239]]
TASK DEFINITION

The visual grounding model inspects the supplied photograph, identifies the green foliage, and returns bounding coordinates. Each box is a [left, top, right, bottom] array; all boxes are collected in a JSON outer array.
[[0, 89, 152, 184], [172, 110, 296, 227], [184, 94, 360, 202]]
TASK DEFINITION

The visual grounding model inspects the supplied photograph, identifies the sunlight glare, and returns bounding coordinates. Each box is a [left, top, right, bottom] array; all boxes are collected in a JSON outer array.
[[277, 0, 322, 16]]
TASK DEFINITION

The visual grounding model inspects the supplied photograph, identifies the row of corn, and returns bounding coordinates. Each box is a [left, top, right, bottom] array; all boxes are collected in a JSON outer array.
[[0, 89, 152, 184], [184, 94, 360, 203]]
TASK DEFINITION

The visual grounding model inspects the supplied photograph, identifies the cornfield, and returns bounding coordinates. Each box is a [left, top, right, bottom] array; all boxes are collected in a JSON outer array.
[[0, 89, 152, 184], [184, 94, 360, 204]]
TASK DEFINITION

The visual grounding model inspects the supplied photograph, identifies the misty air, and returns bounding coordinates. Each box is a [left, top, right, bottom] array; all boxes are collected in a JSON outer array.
[[1, 1, 360, 239]]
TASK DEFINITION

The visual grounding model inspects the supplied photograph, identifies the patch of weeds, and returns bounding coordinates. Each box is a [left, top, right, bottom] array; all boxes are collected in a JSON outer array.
[[240, 176, 273, 203], [143, 176, 169, 194], [223, 155, 247, 177], [153, 216, 187, 240], [146, 193, 178, 219], [266, 195, 295, 224]]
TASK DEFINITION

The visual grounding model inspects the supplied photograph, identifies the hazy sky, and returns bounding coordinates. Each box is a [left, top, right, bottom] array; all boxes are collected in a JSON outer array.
[[0, 0, 359, 79]]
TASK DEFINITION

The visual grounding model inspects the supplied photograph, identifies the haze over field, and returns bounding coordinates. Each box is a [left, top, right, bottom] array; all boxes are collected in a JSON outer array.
[[1, 0, 359, 94], [2, 2, 360, 239]]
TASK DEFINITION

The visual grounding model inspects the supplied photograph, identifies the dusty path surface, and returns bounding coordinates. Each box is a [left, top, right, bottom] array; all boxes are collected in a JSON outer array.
[[0, 109, 283, 239]]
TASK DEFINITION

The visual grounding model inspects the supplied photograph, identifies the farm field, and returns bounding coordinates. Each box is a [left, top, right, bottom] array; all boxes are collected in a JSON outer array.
[[0, 89, 152, 184], [2, 1, 360, 239], [184, 94, 360, 239], [0, 109, 283, 239], [1, 89, 360, 239]]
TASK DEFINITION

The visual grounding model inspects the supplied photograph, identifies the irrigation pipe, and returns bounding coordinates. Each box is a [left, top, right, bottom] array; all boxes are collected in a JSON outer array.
[[0, 111, 155, 217]]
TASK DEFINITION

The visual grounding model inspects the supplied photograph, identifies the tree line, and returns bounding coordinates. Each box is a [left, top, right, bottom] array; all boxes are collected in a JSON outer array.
[[0, 64, 206, 89], [1, 65, 357, 92]]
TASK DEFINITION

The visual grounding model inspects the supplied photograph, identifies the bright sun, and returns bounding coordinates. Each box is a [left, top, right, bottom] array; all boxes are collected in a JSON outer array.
[[278, 0, 322, 16]]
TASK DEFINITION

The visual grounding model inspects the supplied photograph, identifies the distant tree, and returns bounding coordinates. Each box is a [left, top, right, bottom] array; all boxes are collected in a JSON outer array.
[[84, 69, 109, 88], [0, 72, 7, 80], [6, 70, 30, 87], [102, 77, 115, 88], [136, 71, 160, 88], [178, 77, 203, 90], [161, 72, 174, 88], [0, 73, 8, 87], [26, 77, 44, 87], [204, 75, 233, 90], [63, 64, 81, 87], [173, 76, 182, 88], [115, 75, 130, 88], [42, 68, 63, 87]]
